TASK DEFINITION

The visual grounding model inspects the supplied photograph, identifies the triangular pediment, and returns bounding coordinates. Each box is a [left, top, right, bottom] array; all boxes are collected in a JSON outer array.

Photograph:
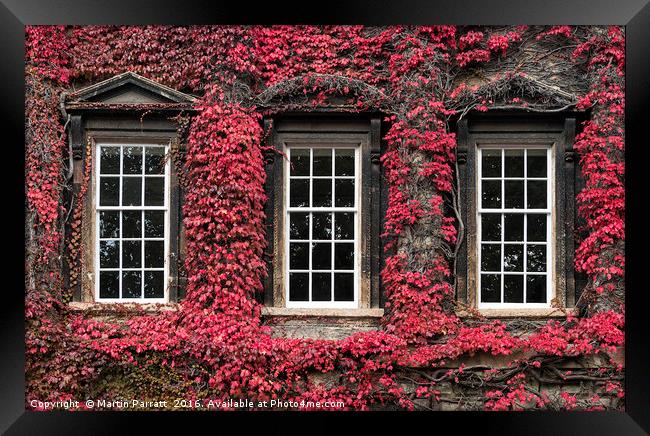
[[66, 72, 197, 108]]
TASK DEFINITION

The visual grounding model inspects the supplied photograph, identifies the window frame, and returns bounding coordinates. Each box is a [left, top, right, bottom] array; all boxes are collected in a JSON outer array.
[[93, 140, 172, 304]]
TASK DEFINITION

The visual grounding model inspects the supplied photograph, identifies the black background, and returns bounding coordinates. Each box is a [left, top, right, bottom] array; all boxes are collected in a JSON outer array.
[[1, 1, 648, 434]]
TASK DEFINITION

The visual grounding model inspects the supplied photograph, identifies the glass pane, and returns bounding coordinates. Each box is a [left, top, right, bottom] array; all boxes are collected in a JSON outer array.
[[527, 149, 547, 177], [289, 272, 309, 301], [99, 240, 119, 268], [504, 180, 524, 208], [312, 212, 332, 240], [289, 212, 309, 239], [289, 243, 309, 269], [122, 211, 142, 238], [312, 273, 331, 301], [527, 181, 547, 209], [504, 275, 524, 303], [99, 211, 120, 238], [122, 271, 142, 298], [334, 273, 354, 301], [481, 213, 501, 241], [290, 179, 309, 207], [504, 244, 524, 271], [122, 241, 141, 268], [99, 271, 119, 299], [527, 245, 546, 272], [144, 211, 164, 238], [335, 149, 355, 176], [312, 243, 331, 270], [123, 146, 143, 174], [527, 214, 547, 241], [481, 149, 501, 177], [145, 241, 165, 268], [335, 179, 354, 207], [122, 177, 142, 206], [99, 177, 119, 206], [313, 149, 332, 176], [481, 244, 501, 272], [145, 147, 166, 175], [504, 214, 524, 241], [144, 271, 164, 298], [481, 180, 501, 208], [290, 149, 310, 176], [313, 179, 332, 207], [335, 213, 354, 240], [144, 177, 164, 206], [100, 147, 120, 174], [480, 274, 501, 303], [526, 275, 546, 303], [504, 149, 524, 177], [334, 243, 354, 270]]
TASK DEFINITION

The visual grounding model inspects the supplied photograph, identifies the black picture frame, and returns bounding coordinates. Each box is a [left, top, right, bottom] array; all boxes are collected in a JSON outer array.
[[2, 1, 648, 434]]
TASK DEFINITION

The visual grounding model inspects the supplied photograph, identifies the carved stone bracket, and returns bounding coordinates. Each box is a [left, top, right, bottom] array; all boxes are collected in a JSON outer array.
[[564, 151, 575, 162], [370, 151, 381, 165], [457, 151, 468, 164]]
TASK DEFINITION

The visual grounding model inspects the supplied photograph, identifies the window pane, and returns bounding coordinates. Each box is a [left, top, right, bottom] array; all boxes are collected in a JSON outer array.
[[312, 273, 331, 301], [313, 179, 332, 207], [335, 179, 354, 207], [504, 275, 524, 303], [481, 213, 501, 241], [289, 212, 309, 239], [99, 240, 120, 268], [99, 177, 119, 206], [144, 211, 164, 238], [527, 181, 547, 209], [122, 211, 142, 238], [504, 180, 524, 208], [334, 273, 354, 301], [100, 147, 120, 174], [99, 271, 119, 299], [122, 241, 141, 268], [335, 149, 355, 176], [504, 244, 524, 271], [527, 214, 547, 241], [504, 149, 524, 177], [312, 212, 332, 240], [527, 245, 546, 272], [144, 271, 164, 298], [335, 213, 354, 240], [122, 271, 142, 298], [481, 244, 501, 272], [289, 273, 309, 301], [145, 147, 166, 175], [312, 243, 331, 270], [527, 149, 547, 177], [334, 243, 354, 270], [290, 179, 309, 207], [481, 180, 501, 208], [482, 149, 501, 177], [123, 146, 143, 174], [99, 211, 120, 238], [290, 149, 310, 176], [144, 177, 164, 206], [526, 275, 546, 303], [145, 241, 164, 268], [289, 243, 309, 269], [122, 177, 142, 206], [313, 149, 332, 176], [480, 274, 501, 303], [504, 214, 524, 241]]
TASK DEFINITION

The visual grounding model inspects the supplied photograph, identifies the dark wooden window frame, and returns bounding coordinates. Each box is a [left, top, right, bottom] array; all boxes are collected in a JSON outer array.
[[262, 115, 384, 311], [456, 115, 580, 316]]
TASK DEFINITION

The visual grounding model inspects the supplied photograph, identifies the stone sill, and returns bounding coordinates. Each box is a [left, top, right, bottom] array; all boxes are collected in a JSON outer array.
[[68, 301, 179, 313], [261, 307, 384, 319], [456, 307, 578, 319]]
